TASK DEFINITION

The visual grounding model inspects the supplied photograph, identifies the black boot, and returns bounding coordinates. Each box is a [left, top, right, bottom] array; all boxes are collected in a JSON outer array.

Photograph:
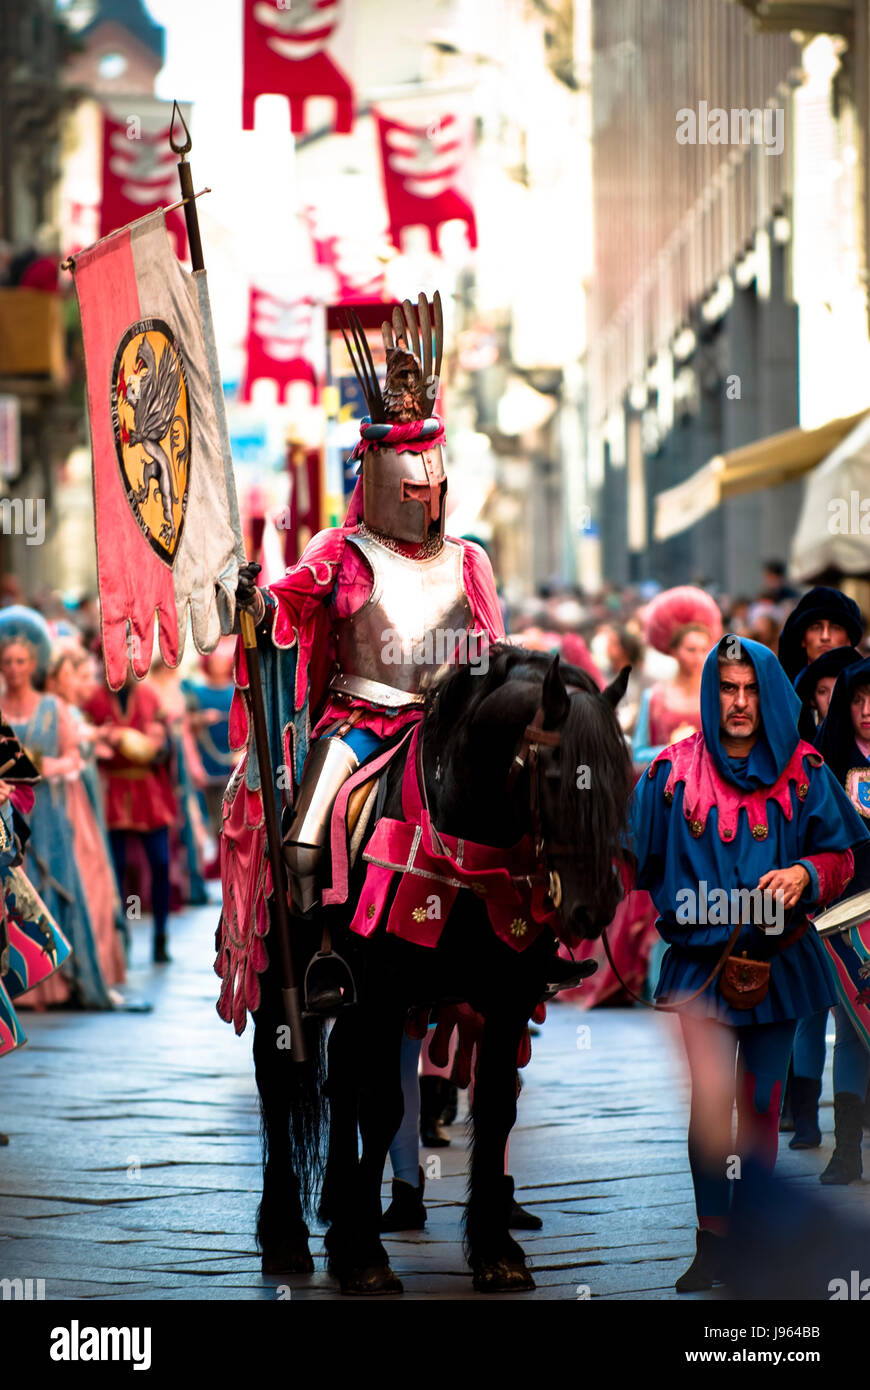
[[439, 1081, 459, 1126], [541, 956, 598, 1001], [788, 1076, 822, 1149], [380, 1166, 426, 1231], [820, 1092, 864, 1185], [506, 1175, 542, 1230], [420, 1077, 451, 1147], [675, 1229, 724, 1293], [153, 934, 171, 964]]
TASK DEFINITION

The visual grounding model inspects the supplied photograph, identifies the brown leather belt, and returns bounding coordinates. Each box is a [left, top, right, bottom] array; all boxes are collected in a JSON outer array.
[[329, 673, 425, 709]]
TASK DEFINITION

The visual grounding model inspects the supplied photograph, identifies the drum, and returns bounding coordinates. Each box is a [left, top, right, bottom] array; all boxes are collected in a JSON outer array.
[[117, 728, 159, 764], [812, 890, 870, 1053]]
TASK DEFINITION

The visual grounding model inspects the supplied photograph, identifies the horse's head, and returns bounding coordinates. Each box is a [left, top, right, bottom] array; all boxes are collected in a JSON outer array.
[[526, 654, 632, 941], [425, 644, 634, 943]]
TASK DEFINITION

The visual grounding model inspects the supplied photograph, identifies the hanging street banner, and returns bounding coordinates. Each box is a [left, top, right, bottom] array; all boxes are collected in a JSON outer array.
[[375, 111, 478, 254], [100, 98, 191, 260], [70, 209, 243, 689], [241, 286, 318, 403], [241, 0, 353, 135]]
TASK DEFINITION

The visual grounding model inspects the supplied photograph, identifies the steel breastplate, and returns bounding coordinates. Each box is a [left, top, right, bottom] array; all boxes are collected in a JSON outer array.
[[331, 534, 473, 706]]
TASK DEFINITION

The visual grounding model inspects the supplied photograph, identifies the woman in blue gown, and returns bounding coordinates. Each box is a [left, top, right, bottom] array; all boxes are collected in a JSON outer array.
[[0, 611, 111, 1010]]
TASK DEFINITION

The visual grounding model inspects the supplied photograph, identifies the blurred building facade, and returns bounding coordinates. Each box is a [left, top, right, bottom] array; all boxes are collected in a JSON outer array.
[[587, 0, 802, 596], [587, 0, 870, 599], [0, 0, 79, 595], [50, 0, 169, 600], [740, 0, 870, 606]]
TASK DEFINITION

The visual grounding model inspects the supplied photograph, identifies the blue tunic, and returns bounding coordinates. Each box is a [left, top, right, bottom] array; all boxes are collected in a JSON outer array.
[[181, 680, 235, 782], [629, 638, 870, 1026]]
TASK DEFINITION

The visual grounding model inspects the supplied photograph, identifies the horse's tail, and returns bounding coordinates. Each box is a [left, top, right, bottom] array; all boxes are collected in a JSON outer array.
[[283, 1014, 329, 1213], [254, 995, 330, 1232]]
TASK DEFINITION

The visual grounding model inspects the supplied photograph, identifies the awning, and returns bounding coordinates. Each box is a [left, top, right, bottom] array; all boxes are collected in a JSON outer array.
[[790, 410, 870, 581], [653, 408, 870, 541]]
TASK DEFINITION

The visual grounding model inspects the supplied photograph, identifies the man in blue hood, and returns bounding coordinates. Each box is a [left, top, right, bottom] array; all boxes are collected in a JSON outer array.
[[629, 635, 868, 1292]]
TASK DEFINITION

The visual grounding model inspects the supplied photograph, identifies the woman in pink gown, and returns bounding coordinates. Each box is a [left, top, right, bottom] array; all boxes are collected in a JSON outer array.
[[570, 588, 724, 1007], [44, 645, 126, 994], [632, 586, 724, 767]]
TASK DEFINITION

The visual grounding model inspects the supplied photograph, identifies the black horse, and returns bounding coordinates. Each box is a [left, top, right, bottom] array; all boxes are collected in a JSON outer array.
[[250, 645, 633, 1293]]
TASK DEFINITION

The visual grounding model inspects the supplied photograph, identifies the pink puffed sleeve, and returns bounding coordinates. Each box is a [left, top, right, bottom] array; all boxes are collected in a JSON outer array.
[[461, 540, 505, 640]]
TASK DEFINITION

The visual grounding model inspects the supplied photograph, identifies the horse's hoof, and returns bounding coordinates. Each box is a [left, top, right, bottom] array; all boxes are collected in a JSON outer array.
[[472, 1259, 535, 1293], [340, 1264, 403, 1296], [261, 1243, 315, 1276]]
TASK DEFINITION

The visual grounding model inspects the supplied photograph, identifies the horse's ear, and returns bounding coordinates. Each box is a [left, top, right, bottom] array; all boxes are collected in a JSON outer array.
[[542, 655, 570, 728], [604, 665, 631, 708]]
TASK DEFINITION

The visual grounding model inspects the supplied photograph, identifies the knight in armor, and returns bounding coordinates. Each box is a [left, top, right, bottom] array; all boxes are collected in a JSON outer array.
[[218, 296, 579, 1229], [221, 294, 503, 955]]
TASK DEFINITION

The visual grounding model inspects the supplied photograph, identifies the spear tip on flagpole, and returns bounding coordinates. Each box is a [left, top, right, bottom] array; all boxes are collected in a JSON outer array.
[[169, 100, 192, 157]]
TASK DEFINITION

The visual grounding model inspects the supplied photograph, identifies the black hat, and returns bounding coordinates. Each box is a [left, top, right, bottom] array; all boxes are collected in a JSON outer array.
[[816, 655, 870, 784], [777, 587, 863, 681], [794, 645, 863, 743], [793, 645, 863, 701]]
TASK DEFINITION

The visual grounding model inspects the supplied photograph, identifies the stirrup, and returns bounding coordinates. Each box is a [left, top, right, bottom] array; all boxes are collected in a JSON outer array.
[[541, 957, 598, 1001], [302, 948, 358, 1017]]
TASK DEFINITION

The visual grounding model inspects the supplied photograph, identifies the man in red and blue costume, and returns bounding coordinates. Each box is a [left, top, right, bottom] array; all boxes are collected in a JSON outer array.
[[629, 635, 869, 1293]]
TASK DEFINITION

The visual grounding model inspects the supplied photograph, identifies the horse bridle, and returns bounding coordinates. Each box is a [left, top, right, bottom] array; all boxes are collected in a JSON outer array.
[[506, 706, 575, 911], [416, 701, 573, 911]]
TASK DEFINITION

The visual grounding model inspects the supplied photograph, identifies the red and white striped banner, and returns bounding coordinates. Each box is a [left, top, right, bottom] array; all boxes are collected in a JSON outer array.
[[311, 232, 386, 304], [376, 112, 477, 254], [100, 99, 189, 259], [242, 0, 353, 135], [241, 286, 319, 403]]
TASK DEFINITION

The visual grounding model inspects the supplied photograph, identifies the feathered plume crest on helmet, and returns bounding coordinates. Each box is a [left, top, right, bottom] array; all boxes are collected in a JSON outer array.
[[339, 292, 444, 424]]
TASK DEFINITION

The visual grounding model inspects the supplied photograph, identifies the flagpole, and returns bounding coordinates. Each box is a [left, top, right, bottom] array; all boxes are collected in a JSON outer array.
[[169, 103, 307, 1062]]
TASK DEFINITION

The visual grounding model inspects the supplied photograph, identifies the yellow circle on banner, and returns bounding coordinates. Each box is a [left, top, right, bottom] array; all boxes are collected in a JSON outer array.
[[111, 319, 191, 566]]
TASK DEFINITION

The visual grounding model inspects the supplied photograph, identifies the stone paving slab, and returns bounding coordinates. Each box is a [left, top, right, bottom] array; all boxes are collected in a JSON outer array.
[[2, 898, 869, 1301]]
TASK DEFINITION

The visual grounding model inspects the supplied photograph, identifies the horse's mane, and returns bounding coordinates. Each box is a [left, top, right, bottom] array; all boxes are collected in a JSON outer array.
[[424, 643, 633, 878], [424, 642, 598, 739]]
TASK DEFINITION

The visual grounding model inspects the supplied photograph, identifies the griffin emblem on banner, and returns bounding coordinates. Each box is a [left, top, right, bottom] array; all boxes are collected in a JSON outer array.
[[111, 320, 191, 564]]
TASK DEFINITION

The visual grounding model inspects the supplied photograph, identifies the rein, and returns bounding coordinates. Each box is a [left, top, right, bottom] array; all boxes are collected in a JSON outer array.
[[415, 706, 561, 905], [504, 704, 743, 988], [505, 705, 803, 1011], [505, 706, 577, 909]]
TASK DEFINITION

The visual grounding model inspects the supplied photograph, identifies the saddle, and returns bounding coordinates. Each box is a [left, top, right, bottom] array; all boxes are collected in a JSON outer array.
[[302, 724, 418, 1017]]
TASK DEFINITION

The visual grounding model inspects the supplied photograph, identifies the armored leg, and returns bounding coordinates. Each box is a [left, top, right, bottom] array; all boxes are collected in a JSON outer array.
[[283, 737, 359, 912]]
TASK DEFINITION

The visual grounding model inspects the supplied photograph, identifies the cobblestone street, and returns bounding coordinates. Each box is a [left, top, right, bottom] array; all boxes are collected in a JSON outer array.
[[1, 895, 868, 1302]]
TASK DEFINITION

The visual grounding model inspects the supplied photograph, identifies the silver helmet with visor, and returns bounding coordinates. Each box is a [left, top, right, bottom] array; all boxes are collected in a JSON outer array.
[[342, 293, 447, 546]]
